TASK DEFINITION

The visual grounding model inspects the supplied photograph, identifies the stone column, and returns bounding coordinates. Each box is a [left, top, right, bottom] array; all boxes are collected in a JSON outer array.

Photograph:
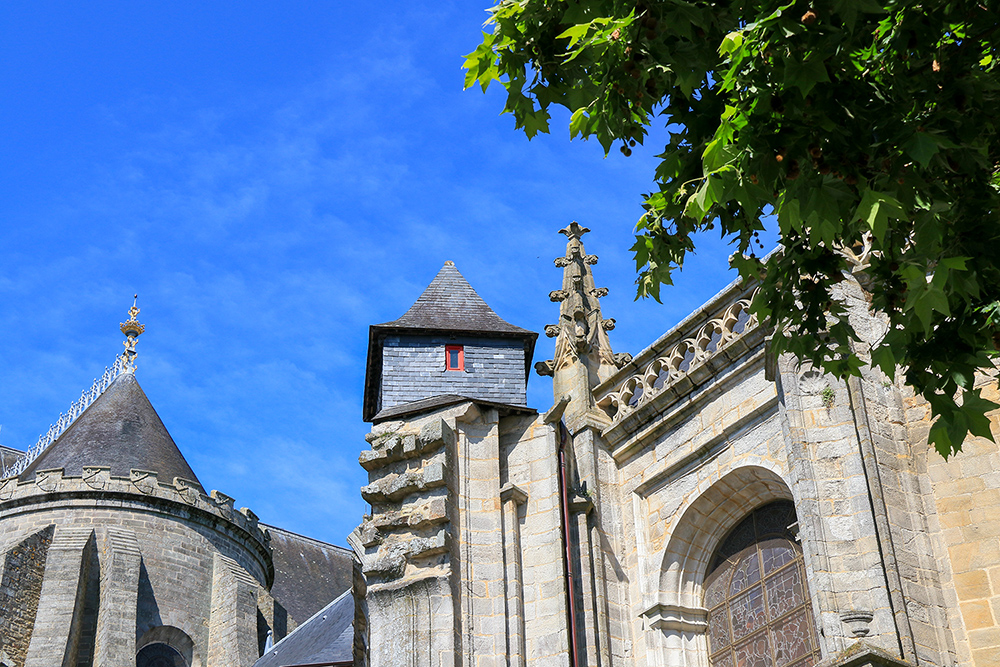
[[207, 553, 259, 667], [23, 526, 94, 667], [93, 527, 142, 667], [501, 483, 528, 667]]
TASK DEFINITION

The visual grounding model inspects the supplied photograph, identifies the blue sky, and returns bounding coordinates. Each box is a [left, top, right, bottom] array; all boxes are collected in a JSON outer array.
[[0, 3, 759, 546]]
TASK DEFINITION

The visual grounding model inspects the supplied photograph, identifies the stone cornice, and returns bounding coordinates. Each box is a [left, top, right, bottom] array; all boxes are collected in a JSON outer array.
[[0, 468, 272, 587]]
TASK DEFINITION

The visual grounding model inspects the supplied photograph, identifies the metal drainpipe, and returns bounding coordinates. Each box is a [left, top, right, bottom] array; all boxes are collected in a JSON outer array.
[[558, 421, 581, 667]]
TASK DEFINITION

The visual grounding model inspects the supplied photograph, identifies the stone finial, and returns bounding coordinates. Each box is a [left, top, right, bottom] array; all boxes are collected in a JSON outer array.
[[559, 221, 591, 240], [537, 223, 624, 419]]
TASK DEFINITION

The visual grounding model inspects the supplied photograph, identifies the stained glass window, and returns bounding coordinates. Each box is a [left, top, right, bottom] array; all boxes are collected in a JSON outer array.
[[705, 501, 820, 667]]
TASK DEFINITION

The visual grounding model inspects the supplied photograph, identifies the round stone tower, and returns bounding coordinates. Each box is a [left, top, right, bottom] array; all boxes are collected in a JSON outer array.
[[0, 302, 272, 667]]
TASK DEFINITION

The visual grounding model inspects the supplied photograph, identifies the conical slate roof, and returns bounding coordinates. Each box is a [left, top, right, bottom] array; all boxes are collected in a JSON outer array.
[[21, 372, 202, 489], [377, 261, 533, 335]]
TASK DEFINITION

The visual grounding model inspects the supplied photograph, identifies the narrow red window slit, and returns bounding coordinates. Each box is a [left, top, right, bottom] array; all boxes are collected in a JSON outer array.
[[445, 345, 464, 371]]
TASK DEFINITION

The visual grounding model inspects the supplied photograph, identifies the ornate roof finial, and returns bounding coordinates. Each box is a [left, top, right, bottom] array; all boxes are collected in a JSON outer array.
[[120, 295, 145, 370]]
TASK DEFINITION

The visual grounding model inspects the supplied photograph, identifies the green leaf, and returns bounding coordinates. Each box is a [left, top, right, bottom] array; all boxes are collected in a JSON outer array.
[[784, 57, 830, 97], [720, 31, 744, 56], [569, 108, 590, 139], [556, 22, 592, 49], [962, 389, 999, 441], [904, 133, 940, 168], [729, 252, 763, 283], [853, 190, 906, 243], [519, 107, 551, 139]]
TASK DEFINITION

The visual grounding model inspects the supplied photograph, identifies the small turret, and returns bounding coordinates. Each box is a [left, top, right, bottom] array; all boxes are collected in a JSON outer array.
[[362, 261, 538, 422], [536, 222, 631, 421]]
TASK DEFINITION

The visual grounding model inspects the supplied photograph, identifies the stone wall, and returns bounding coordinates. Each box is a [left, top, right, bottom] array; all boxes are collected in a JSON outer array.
[[356, 400, 567, 667], [0, 526, 53, 666], [916, 376, 1000, 667], [381, 335, 527, 411], [0, 471, 271, 667]]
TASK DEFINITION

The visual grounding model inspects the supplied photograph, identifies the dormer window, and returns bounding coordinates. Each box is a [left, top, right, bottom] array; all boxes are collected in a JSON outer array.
[[446, 345, 464, 371]]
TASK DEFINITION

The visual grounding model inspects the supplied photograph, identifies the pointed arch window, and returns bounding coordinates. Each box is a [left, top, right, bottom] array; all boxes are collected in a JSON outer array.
[[704, 500, 820, 667]]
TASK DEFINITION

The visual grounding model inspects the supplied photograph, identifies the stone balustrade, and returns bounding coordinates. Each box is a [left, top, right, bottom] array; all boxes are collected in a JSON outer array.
[[594, 280, 760, 423]]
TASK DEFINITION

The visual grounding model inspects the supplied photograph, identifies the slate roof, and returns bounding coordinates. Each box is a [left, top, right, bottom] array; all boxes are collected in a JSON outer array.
[[0, 446, 24, 474], [363, 261, 538, 421], [264, 525, 355, 625], [253, 588, 355, 667], [20, 372, 202, 490], [378, 261, 535, 335], [373, 394, 537, 424]]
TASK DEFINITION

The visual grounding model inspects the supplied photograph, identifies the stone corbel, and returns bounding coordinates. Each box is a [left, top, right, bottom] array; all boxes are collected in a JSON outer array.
[[500, 483, 528, 506], [641, 602, 708, 633], [549, 290, 569, 302], [584, 254, 599, 265], [590, 287, 608, 298], [840, 611, 874, 638], [544, 324, 560, 338], [569, 491, 593, 515], [613, 352, 633, 368]]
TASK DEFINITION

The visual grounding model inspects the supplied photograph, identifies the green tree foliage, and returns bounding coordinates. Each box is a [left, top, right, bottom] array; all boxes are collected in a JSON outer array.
[[464, 0, 1000, 457]]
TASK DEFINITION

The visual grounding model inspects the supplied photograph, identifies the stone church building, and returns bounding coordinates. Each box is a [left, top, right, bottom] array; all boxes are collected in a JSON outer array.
[[356, 223, 1000, 667], [2, 222, 999, 667]]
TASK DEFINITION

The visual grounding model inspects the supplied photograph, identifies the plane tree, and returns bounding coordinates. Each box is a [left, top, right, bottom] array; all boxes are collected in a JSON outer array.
[[464, 0, 1000, 456]]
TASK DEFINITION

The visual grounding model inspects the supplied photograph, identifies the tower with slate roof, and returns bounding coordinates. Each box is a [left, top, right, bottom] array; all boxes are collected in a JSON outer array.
[[356, 261, 576, 667], [363, 260, 538, 422]]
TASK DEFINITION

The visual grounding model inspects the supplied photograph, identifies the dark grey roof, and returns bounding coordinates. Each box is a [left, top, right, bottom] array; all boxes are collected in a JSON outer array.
[[20, 373, 202, 490], [363, 262, 538, 421], [373, 394, 537, 423], [0, 446, 24, 473], [264, 525, 354, 626], [378, 261, 533, 335], [253, 589, 355, 667]]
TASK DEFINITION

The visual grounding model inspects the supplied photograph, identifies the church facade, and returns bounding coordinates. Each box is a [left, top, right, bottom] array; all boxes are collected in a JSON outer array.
[[357, 224, 1000, 667]]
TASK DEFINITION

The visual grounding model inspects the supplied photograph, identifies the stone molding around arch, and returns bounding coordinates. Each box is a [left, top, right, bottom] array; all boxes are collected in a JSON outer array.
[[135, 625, 200, 667], [642, 465, 796, 667]]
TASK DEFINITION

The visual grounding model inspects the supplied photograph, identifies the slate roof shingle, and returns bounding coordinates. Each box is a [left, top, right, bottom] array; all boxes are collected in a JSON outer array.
[[378, 261, 534, 335], [20, 372, 202, 490], [264, 525, 355, 626], [253, 588, 355, 667]]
